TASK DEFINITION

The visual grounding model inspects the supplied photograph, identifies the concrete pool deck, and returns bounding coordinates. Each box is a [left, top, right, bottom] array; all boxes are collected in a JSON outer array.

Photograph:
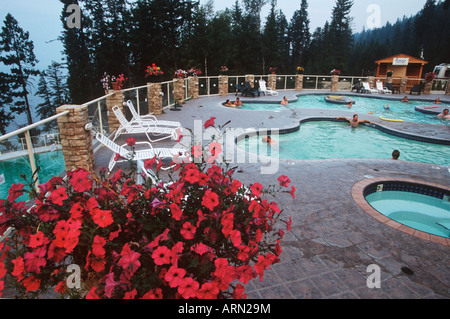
[[91, 90, 450, 299]]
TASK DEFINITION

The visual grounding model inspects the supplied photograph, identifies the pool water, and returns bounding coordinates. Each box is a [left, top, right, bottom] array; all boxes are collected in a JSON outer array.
[[0, 150, 65, 201], [241, 95, 449, 125], [366, 191, 450, 238], [237, 121, 450, 166]]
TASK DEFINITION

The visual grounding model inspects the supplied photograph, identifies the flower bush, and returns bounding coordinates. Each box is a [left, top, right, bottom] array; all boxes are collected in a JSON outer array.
[[269, 67, 277, 74], [100, 73, 128, 91], [0, 119, 293, 299], [187, 67, 202, 77], [424, 72, 436, 82], [145, 63, 164, 78], [330, 69, 341, 76], [296, 66, 304, 74], [219, 66, 228, 74], [174, 69, 188, 79]]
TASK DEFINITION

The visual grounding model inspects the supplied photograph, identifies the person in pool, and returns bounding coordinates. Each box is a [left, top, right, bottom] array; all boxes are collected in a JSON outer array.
[[281, 96, 289, 106], [224, 99, 233, 107], [234, 97, 243, 107], [262, 135, 279, 147], [336, 114, 374, 128], [391, 150, 400, 160], [383, 104, 391, 110], [401, 96, 409, 102], [438, 108, 450, 121]]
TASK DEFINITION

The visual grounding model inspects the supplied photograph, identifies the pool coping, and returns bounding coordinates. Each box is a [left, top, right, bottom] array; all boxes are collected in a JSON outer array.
[[351, 177, 450, 247]]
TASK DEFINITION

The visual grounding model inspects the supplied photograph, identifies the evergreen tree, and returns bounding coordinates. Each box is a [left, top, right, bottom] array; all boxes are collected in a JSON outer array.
[[288, 0, 311, 69], [0, 13, 40, 126], [0, 72, 16, 135]]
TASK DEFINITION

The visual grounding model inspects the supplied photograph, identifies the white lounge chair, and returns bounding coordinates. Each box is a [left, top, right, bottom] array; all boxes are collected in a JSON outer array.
[[96, 132, 188, 172], [376, 81, 392, 94], [362, 82, 378, 94], [125, 100, 182, 129], [112, 106, 179, 142], [258, 80, 278, 96]]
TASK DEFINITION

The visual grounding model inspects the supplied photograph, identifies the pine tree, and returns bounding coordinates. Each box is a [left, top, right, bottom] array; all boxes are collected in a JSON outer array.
[[0, 13, 40, 126], [0, 72, 16, 135], [288, 0, 311, 69]]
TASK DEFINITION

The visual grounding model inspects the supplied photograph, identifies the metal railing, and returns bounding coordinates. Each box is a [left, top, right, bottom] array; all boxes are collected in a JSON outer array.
[[0, 111, 69, 192]]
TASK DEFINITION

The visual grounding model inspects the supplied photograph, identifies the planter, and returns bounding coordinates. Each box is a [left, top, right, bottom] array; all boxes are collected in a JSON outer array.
[[111, 82, 120, 90]]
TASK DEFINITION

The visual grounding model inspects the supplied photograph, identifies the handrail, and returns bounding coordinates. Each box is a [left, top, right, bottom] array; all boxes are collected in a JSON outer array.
[[0, 110, 70, 142], [81, 93, 115, 106]]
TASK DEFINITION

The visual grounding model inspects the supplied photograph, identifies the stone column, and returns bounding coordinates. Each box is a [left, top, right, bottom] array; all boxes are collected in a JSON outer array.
[[295, 74, 304, 91], [446, 81, 450, 95], [423, 81, 432, 95], [268, 74, 277, 91], [56, 104, 94, 172], [188, 76, 199, 99], [399, 77, 408, 94], [105, 89, 124, 132], [245, 74, 255, 88], [173, 78, 185, 104], [331, 75, 339, 92], [219, 75, 229, 96], [147, 83, 163, 115]]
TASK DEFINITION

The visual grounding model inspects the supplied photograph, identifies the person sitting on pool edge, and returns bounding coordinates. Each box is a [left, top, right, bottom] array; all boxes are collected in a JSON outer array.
[[336, 114, 374, 128], [391, 150, 400, 160], [438, 108, 450, 120]]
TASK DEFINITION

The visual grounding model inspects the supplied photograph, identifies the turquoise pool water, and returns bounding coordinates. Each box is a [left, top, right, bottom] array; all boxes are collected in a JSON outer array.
[[237, 121, 450, 166], [366, 191, 450, 238], [0, 150, 65, 201], [241, 95, 449, 125]]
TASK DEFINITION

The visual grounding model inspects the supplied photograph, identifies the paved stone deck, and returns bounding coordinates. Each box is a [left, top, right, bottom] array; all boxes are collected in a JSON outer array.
[[92, 90, 450, 299]]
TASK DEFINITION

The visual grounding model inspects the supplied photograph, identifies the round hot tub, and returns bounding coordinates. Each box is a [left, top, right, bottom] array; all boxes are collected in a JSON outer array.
[[352, 178, 450, 245]]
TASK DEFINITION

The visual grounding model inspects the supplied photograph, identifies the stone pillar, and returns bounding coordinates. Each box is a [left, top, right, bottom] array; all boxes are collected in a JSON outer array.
[[219, 75, 229, 96], [147, 83, 163, 115], [188, 76, 199, 99], [56, 105, 94, 172], [245, 74, 255, 88], [295, 74, 304, 91], [331, 75, 339, 92], [399, 77, 408, 94], [423, 81, 432, 95], [105, 90, 124, 132], [446, 81, 450, 95], [268, 74, 277, 91], [173, 78, 185, 104]]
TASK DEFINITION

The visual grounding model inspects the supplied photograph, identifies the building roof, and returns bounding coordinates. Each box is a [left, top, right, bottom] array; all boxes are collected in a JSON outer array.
[[375, 53, 428, 65]]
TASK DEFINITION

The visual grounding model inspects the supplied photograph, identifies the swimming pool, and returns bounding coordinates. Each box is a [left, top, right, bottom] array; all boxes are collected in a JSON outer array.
[[366, 190, 450, 238], [0, 150, 65, 201], [241, 95, 449, 125], [237, 121, 450, 166]]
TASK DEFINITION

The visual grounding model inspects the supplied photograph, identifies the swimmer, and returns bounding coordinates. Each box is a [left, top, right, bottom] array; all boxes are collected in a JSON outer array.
[[234, 97, 243, 107], [225, 99, 233, 107], [391, 150, 400, 160], [438, 108, 450, 121], [281, 96, 289, 106], [434, 98, 442, 104], [262, 135, 279, 147], [401, 96, 408, 102], [347, 102, 353, 109], [336, 114, 374, 128], [383, 104, 391, 110]]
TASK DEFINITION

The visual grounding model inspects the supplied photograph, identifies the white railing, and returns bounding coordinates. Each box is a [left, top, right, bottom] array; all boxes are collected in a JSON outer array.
[[0, 111, 69, 192]]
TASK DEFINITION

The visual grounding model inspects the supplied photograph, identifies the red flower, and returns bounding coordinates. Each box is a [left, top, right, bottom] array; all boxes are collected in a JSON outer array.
[[196, 282, 219, 299], [229, 229, 242, 247], [7, 183, 24, 202], [277, 175, 291, 188], [144, 156, 157, 170], [86, 287, 101, 299], [180, 222, 196, 240], [24, 246, 47, 274], [287, 186, 296, 199], [152, 246, 172, 265], [11, 257, 25, 281], [70, 169, 93, 193], [118, 244, 141, 274], [204, 117, 216, 129], [178, 277, 199, 299], [164, 266, 186, 288], [48, 187, 68, 206], [92, 235, 106, 257], [22, 276, 41, 292], [220, 213, 234, 237], [250, 183, 263, 197], [201, 190, 220, 211], [191, 144, 203, 159], [91, 208, 114, 228], [170, 203, 183, 221], [29, 231, 49, 248], [184, 168, 200, 184], [126, 137, 136, 147], [141, 288, 163, 299], [233, 284, 247, 299]]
